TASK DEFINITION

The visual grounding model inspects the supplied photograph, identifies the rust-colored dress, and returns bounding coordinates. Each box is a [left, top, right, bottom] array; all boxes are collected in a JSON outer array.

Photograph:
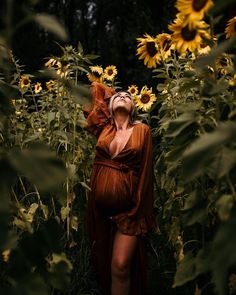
[[84, 82, 156, 295]]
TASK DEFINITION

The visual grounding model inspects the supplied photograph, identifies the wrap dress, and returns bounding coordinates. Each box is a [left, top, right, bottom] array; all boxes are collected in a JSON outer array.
[[83, 82, 156, 295]]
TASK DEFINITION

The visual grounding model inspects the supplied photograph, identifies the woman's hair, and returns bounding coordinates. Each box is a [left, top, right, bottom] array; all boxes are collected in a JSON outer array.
[[108, 91, 141, 124]]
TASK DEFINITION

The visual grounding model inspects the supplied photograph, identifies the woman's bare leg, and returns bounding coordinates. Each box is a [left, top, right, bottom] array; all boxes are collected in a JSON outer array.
[[111, 230, 138, 295]]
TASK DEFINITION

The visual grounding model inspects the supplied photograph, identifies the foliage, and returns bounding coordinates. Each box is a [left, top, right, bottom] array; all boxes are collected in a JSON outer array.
[[143, 0, 236, 294]]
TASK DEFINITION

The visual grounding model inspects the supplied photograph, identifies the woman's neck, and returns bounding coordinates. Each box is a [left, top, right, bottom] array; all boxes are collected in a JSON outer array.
[[113, 111, 131, 131]]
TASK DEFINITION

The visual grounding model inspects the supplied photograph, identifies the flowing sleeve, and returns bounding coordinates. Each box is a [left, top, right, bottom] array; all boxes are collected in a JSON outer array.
[[83, 82, 116, 137], [112, 125, 158, 236]]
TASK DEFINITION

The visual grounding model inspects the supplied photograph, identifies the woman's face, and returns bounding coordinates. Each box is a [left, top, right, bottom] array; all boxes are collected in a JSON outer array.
[[112, 92, 133, 114]]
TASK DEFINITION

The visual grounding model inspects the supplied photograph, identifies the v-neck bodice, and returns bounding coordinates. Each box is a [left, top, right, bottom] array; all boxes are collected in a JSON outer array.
[[109, 126, 134, 159]]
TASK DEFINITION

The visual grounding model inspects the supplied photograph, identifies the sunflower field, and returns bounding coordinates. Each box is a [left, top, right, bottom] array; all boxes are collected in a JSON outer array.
[[0, 0, 236, 294]]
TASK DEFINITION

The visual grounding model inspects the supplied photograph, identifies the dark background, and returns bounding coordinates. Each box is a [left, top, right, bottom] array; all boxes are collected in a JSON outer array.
[[1, 0, 235, 88]]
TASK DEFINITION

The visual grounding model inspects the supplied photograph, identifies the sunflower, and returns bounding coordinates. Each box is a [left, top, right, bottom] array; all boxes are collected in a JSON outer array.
[[225, 16, 236, 39], [168, 17, 210, 54], [156, 33, 174, 60], [46, 80, 55, 92], [127, 85, 139, 96], [2, 249, 10, 263], [20, 75, 31, 89], [136, 33, 161, 68], [176, 0, 214, 27], [228, 74, 236, 87], [56, 62, 70, 78], [198, 42, 211, 55], [216, 54, 233, 75], [134, 86, 157, 112], [34, 82, 42, 94], [45, 58, 58, 68], [103, 65, 117, 81], [86, 65, 104, 83]]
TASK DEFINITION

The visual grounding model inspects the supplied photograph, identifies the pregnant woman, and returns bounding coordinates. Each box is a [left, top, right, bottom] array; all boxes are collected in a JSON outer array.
[[83, 82, 156, 295]]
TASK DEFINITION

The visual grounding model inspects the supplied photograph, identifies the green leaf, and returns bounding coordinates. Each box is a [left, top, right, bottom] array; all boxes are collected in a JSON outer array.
[[48, 253, 73, 291], [34, 14, 68, 41], [182, 122, 236, 180], [215, 194, 233, 221], [60, 206, 70, 221], [166, 112, 197, 138], [173, 252, 197, 287], [209, 214, 236, 295], [182, 190, 208, 226]]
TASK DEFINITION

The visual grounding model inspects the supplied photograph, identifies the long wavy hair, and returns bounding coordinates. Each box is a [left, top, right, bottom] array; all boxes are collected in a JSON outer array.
[[108, 91, 141, 125]]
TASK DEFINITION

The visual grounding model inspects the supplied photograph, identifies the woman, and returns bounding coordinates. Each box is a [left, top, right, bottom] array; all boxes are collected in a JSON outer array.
[[83, 82, 156, 295]]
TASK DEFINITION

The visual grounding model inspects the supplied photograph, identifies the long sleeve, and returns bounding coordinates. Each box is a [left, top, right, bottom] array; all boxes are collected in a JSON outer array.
[[112, 126, 156, 236], [83, 82, 116, 137]]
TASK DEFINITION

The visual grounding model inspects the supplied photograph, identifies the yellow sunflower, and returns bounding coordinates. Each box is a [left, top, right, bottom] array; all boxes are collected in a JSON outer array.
[[228, 74, 236, 87], [216, 54, 233, 75], [45, 58, 58, 68], [176, 0, 214, 28], [168, 17, 210, 54], [136, 33, 161, 68], [34, 82, 42, 94], [19, 75, 31, 89], [127, 85, 139, 96], [103, 65, 117, 81], [156, 33, 174, 60], [86, 65, 103, 83], [46, 80, 55, 92], [56, 62, 70, 78], [134, 86, 157, 112], [198, 42, 211, 55], [2, 249, 10, 263], [225, 16, 236, 39]]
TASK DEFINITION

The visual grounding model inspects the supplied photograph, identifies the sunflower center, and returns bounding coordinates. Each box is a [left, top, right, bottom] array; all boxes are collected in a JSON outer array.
[[181, 26, 197, 41], [23, 79, 29, 85], [146, 41, 158, 57], [219, 57, 227, 67], [93, 71, 101, 78], [192, 0, 208, 12], [141, 94, 150, 104], [131, 88, 136, 93], [108, 69, 114, 75]]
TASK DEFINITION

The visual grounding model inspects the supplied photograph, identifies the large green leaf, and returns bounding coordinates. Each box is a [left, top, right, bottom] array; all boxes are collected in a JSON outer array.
[[208, 214, 236, 295], [182, 122, 236, 180], [8, 143, 67, 192]]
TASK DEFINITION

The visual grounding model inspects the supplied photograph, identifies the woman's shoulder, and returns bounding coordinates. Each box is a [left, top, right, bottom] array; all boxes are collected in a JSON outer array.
[[134, 122, 151, 132]]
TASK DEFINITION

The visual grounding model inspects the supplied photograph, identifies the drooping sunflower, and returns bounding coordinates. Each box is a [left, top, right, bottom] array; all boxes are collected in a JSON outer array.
[[216, 54, 233, 75], [20, 75, 31, 89], [46, 80, 55, 92], [156, 33, 174, 60], [86, 65, 104, 83], [103, 65, 117, 81], [45, 58, 58, 68], [127, 85, 139, 96], [168, 17, 210, 54], [56, 61, 70, 78], [134, 86, 157, 112], [136, 33, 161, 68], [176, 0, 214, 27], [34, 82, 42, 94], [225, 16, 236, 39]]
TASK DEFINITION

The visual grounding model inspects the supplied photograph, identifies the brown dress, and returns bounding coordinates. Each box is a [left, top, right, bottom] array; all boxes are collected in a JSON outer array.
[[83, 82, 156, 295]]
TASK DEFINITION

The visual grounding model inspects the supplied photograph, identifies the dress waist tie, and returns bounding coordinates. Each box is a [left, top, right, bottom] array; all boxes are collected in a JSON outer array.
[[94, 158, 139, 201]]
